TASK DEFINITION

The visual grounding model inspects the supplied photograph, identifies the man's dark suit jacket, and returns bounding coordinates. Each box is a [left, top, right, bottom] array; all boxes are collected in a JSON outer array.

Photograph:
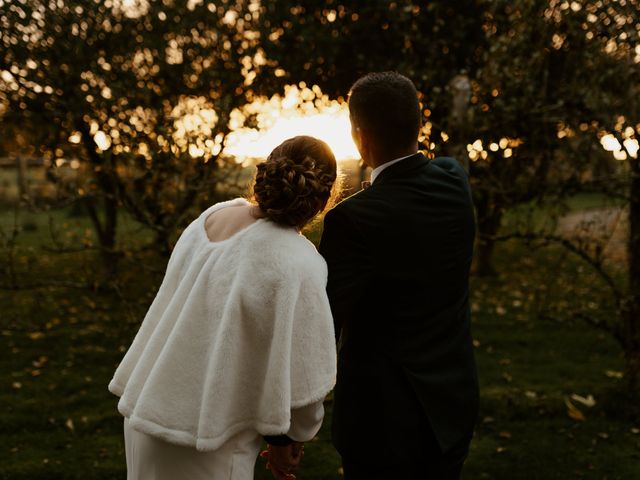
[[319, 153, 478, 464]]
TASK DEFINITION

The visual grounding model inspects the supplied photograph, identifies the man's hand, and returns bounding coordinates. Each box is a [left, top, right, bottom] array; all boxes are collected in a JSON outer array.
[[260, 442, 305, 480]]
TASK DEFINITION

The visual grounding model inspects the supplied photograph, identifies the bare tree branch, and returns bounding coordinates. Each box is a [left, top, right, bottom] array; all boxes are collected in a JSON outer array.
[[492, 231, 624, 304]]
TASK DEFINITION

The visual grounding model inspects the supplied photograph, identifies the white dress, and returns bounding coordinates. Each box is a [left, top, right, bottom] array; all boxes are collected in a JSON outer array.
[[109, 198, 337, 480], [123, 402, 325, 480]]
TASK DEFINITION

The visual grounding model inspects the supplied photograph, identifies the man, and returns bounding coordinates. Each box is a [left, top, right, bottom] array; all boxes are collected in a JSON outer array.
[[319, 72, 478, 479]]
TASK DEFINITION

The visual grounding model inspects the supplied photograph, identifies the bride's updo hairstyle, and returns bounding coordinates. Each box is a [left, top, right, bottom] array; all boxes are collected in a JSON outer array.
[[253, 136, 337, 230]]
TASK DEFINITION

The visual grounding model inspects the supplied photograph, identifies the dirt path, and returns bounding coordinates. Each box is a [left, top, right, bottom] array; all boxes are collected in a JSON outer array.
[[557, 207, 628, 263]]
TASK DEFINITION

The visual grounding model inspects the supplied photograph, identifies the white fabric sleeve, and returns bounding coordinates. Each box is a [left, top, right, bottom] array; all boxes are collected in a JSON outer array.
[[286, 400, 325, 442]]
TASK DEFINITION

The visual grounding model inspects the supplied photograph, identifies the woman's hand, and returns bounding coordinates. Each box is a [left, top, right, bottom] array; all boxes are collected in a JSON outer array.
[[260, 442, 305, 480]]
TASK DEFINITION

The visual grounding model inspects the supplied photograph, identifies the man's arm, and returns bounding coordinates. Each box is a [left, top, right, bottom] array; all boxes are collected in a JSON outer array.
[[319, 206, 370, 340]]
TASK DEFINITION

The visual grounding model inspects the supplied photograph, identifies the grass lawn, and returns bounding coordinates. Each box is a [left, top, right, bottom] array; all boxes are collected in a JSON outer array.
[[1, 205, 639, 480]]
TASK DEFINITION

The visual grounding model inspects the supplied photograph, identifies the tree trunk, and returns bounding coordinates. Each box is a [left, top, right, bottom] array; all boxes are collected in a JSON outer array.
[[100, 192, 119, 279], [83, 193, 119, 281], [154, 225, 173, 257], [16, 155, 29, 199], [625, 347, 640, 402], [625, 156, 640, 399], [446, 74, 472, 171], [473, 192, 503, 276], [76, 119, 120, 280]]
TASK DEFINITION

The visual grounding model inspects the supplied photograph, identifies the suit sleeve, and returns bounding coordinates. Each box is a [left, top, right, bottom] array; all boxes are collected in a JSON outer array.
[[434, 156, 471, 187], [318, 206, 371, 341]]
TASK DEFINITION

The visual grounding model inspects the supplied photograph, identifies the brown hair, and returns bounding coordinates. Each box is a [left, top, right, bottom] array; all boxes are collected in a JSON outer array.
[[253, 136, 337, 229]]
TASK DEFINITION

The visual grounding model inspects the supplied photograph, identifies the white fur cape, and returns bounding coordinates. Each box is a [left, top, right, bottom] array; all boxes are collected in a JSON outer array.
[[108, 198, 336, 451]]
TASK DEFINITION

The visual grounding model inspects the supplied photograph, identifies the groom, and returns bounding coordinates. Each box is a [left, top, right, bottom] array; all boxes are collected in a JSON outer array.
[[319, 72, 478, 479]]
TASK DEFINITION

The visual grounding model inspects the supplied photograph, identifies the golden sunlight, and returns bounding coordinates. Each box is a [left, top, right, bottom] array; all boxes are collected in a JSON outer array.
[[224, 84, 359, 163], [601, 133, 622, 152], [601, 132, 639, 160]]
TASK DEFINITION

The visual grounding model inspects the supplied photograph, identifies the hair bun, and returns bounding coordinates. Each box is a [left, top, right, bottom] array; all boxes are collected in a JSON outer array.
[[253, 136, 337, 229]]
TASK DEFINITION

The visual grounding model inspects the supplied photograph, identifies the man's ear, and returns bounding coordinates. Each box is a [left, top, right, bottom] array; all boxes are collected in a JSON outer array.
[[350, 119, 359, 144], [351, 125, 367, 154]]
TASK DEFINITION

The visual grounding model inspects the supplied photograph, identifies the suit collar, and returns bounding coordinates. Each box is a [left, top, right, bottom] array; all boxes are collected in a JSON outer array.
[[370, 153, 416, 184], [373, 152, 429, 185]]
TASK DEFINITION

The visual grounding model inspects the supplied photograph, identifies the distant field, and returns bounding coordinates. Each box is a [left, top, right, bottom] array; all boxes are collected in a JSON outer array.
[[0, 158, 365, 206]]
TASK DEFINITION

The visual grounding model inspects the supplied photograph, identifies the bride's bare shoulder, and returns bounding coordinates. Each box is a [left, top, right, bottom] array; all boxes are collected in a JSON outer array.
[[204, 203, 258, 242]]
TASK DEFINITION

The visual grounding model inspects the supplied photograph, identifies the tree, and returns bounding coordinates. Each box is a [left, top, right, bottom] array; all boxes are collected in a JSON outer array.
[[484, 1, 640, 396], [0, 0, 267, 274], [256, 1, 485, 121], [466, 0, 637, 275]]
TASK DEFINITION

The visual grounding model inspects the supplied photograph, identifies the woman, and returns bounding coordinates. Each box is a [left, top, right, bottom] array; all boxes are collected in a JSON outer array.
[[108, 136, 338, 480]]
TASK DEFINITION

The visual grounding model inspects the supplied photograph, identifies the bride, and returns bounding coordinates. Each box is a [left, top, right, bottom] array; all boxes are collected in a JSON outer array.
[[108, 135, 338, 480]]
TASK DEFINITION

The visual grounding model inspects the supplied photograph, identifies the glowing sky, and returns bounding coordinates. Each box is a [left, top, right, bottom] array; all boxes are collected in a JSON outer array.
[[223, 84, 360, 162]]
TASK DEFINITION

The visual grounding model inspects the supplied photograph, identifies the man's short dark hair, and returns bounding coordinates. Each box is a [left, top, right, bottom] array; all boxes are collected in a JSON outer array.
[[348, 72, 421, 154]]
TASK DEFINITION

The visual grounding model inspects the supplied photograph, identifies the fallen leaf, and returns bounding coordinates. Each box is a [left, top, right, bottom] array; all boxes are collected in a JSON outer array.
[[565, 398, 586, 422], [525, 391, 537, 399], [12, 382, 22, 390], [570, 394, 596, 408], [65, 418, 74, 432], [28, 332, 45, 340], [45, 318, 61, 330], [499, 431, 512, 439], [604, 370, 623, 379], [32, 356, 49, 368]]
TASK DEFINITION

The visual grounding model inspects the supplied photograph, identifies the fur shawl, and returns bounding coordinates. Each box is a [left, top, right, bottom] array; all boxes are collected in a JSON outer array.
[[108, 198, 336, 451]]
